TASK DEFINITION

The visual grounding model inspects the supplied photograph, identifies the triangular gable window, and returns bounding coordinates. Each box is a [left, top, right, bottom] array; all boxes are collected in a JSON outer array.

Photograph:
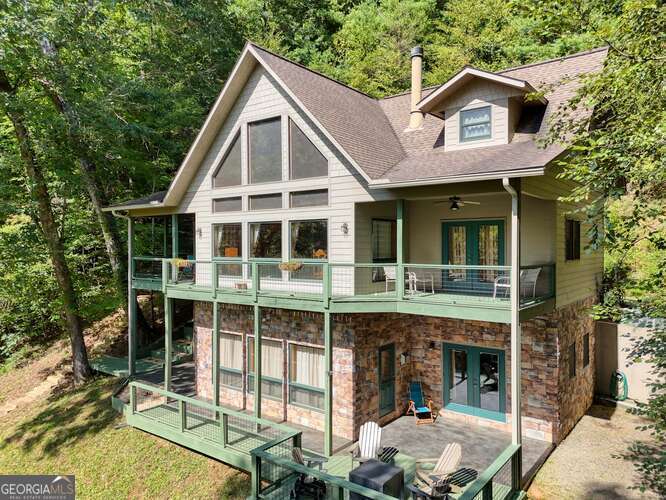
[[213, 133, 241, 188], [289, 119, 327, 179]]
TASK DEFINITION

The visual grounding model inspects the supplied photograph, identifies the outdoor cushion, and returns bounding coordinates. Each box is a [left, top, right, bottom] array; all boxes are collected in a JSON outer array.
[[416, 406, 431, 413]]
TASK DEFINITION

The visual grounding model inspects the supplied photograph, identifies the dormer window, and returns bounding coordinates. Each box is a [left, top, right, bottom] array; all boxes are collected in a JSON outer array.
[[460, 106, 491, 142]]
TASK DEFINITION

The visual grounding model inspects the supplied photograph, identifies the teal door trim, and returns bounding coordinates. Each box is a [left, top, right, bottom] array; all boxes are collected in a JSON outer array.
[[441, 219, 505, 291], [378, 343, 396, 417], [442, 342, 506, 422]]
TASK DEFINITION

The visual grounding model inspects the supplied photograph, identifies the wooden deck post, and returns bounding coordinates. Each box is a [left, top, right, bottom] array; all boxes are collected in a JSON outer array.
[[511, 446, 522, 491], [251, 454, 262, 499], [171, 214, 178, 258], [212, 301, 220, 406], [396, 199, 405, 299], [324, 310, 333, 456], [128, 217, 137, 377], [253, 304, 262, 420], [164, 297, 173, 392]]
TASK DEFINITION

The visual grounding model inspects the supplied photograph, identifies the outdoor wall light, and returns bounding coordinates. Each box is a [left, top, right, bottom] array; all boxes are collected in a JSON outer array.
[[341, 222, 349, 235], [429, 341, 438, 350], [197, 227, 203, 238]]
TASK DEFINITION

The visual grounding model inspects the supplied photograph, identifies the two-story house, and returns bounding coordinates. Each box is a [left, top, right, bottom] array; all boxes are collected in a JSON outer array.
[[106, 43, 607, 497]]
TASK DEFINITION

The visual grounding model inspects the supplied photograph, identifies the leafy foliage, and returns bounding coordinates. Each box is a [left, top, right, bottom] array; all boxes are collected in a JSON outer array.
[[0, 0, 663, 490], [543, 1, 665, 494]]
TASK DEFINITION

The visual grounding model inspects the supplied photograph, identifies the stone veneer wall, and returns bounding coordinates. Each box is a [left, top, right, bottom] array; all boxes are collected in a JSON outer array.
[[193, 302, 356, 440], [193, 297, 595, 444], [555, 296, 596, 440]]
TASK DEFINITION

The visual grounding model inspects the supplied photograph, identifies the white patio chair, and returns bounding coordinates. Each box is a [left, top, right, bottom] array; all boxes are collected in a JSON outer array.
[[493, 267, 542, 299], [350, 421, 382, 463], [410, 272, 435, 294], [383, 266, 414, 294]]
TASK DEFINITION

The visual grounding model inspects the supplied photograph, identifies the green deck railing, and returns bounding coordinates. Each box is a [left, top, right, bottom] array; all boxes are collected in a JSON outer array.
[[128, 381, 298, 468], [133, 257, 555, 311], [250, 438, 396, 500], [125, 381, 523, 499], [458, 444, 522, 500]]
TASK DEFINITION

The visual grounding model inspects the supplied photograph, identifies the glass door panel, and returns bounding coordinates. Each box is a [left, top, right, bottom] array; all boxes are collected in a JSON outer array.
[[478, 351, 501, 412], [442, 220, 504, 294], [379, 344, 396, 416], [478, 224, 500, 283], [447, 349, 469, 406], [443, 343, 505, 421], [447, 225, 467, 283]]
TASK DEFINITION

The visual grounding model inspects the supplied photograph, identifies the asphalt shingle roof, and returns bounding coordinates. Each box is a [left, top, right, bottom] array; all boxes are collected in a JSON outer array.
[[110, 46, 608, 209], [252, 45, 406, 179]]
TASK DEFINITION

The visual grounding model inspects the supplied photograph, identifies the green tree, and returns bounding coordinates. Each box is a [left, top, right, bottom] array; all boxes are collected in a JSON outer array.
[[544, 1, 665, 494]]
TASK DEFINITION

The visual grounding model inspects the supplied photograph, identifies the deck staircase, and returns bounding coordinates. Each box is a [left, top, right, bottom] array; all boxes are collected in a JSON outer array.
[[91, 321, 194, 377]]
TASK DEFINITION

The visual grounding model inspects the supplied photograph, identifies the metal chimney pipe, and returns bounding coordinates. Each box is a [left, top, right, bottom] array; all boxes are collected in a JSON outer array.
[[408, 46, 424, 130]]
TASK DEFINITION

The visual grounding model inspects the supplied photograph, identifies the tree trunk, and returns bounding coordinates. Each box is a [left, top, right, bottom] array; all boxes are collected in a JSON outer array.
[[39, 81, 154, 339], [0, 71, 92, 383], [40, 83, 127, 299]]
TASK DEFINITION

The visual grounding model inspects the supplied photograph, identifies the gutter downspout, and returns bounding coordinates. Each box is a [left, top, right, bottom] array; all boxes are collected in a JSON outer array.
[[112, 210, 136, 377], [502, 178, 521, 447]]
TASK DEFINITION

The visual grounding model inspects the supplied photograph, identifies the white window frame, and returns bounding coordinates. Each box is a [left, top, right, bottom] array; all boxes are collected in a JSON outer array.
[[459, 105, 492, 142]]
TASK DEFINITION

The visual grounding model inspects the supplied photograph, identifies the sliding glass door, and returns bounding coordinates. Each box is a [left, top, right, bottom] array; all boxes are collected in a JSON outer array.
[[442, 343, 505, 421]]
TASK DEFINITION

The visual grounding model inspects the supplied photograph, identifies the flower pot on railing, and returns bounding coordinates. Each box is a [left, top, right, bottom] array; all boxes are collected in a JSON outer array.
[[278, 261, 304, 272]]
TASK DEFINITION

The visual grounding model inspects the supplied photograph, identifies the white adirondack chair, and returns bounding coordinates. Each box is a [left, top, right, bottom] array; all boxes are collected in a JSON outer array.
[[350, 421, 382, 463], [415, 442, 462, 485]]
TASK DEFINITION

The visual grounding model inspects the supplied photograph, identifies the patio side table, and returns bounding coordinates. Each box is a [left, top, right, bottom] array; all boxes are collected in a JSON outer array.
[[349, 458, 404, 499]]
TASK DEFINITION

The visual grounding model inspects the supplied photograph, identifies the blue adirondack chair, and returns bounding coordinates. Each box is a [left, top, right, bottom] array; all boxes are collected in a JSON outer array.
[[407, 381, 435, 424]]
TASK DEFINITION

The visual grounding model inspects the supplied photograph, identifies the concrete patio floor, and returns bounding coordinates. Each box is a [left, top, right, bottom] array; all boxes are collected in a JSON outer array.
[[381, 415, 553, 484]]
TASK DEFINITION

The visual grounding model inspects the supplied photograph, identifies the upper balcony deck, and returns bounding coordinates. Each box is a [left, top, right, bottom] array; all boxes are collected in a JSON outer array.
[[132, 257, 555, 322]]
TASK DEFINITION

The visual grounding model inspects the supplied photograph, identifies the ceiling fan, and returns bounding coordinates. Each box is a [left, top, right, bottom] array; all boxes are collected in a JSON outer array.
[[433, 196, 481, 211]]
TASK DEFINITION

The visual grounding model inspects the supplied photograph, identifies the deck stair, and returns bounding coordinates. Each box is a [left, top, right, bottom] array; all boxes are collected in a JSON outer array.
[[92, 323, 194, 377]]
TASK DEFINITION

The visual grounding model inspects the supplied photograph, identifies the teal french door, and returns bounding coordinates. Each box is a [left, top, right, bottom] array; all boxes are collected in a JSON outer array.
[[442, 343, 506, 422], [441, 219, 505, 291], [378, 343, 396, 416]]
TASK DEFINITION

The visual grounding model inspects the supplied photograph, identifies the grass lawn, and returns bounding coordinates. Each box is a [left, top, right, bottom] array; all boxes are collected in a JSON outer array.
[[0, 373, 250, 499]]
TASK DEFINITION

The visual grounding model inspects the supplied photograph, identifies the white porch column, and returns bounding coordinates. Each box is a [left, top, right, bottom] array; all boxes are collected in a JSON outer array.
[[503, 178, 521, 446]]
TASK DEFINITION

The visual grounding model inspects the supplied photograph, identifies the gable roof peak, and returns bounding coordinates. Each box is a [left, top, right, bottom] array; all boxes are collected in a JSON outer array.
[[247, 41, 377, 101]]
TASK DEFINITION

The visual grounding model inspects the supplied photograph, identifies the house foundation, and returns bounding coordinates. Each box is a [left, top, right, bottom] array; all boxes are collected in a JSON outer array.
[[192, 296, 595, 444]]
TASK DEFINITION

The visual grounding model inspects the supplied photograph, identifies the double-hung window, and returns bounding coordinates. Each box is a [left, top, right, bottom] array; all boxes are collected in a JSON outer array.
[[371, 219, 397, 282], [565, 219, 581, 260], [247, 338, 283, 400], [371, 220, 396, 263], [219, 333, 243, 389], [460, 106, 491, 142], [289, 344, 325, 411]]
